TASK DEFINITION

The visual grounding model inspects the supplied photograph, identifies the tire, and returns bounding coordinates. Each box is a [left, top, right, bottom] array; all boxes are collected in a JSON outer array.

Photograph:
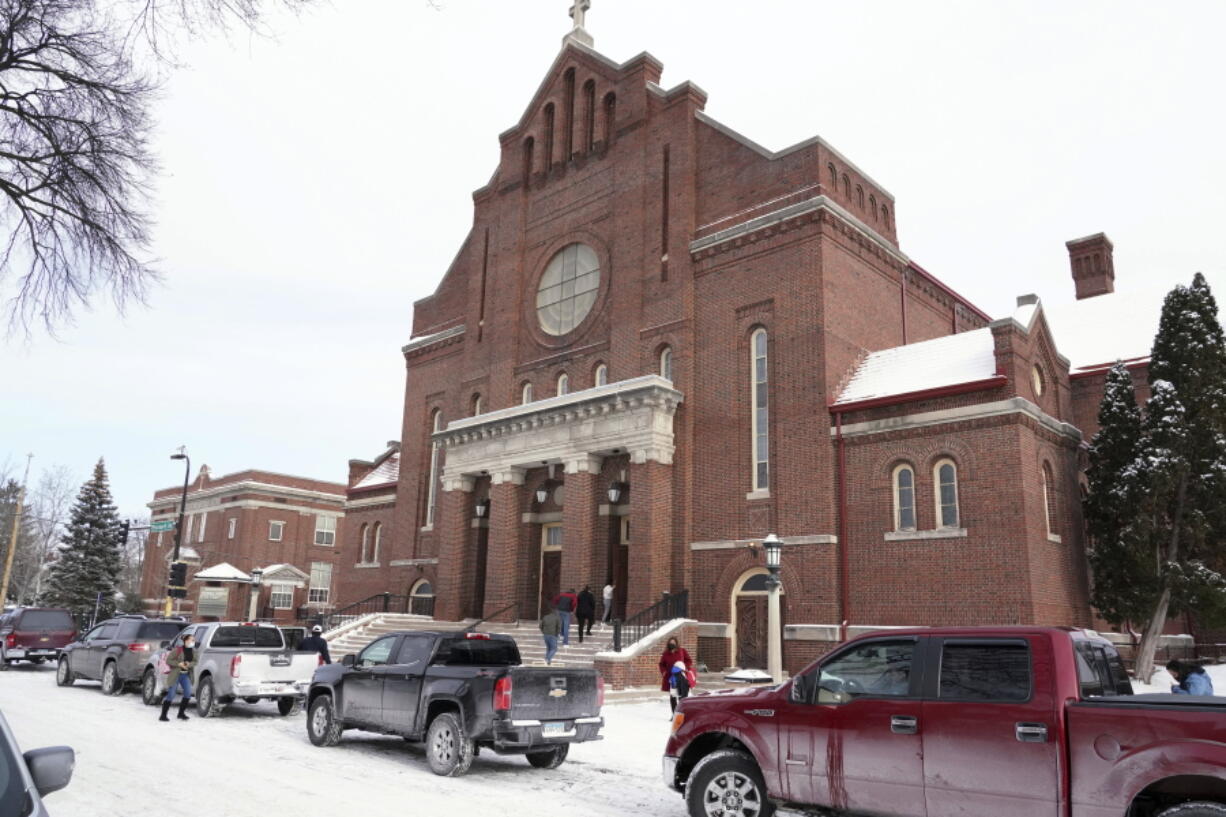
[[196, 676, 223, 718], [1157, 803, 1226, 817], [141, 669, 160, 706], [526, 744, 569, 769], [277, 696, 296, 716], [244, 697, 261, 705], [426, 712, 475, 777], [101, 662, 122, 696], [684, 749, 774, 817], [307, 695, 343, 747], [55, 658, 74, 687]]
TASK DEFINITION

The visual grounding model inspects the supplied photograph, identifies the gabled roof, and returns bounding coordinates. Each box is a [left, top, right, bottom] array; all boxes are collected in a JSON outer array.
[[192, 562, 250, 582], [354, 452, 400, 490], [258, 564, 309, 587], [833, 328, 1001, 408]]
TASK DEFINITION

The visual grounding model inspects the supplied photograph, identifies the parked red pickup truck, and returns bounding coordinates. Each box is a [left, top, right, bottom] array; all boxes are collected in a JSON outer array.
[[664, 627, 1226, 817]]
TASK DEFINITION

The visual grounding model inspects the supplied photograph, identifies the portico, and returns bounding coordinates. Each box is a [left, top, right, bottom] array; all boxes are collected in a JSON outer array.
[[431, 375, 682, 622]]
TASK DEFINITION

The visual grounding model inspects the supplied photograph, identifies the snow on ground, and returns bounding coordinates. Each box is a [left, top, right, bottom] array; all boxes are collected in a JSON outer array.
[[0, 664, 683, 817], [1131, 663, 1226, 695]]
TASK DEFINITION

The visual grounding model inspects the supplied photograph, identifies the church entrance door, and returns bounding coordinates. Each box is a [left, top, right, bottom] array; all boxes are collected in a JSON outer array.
[[539, 523, 563, 618], [733, 570, 784, 669]]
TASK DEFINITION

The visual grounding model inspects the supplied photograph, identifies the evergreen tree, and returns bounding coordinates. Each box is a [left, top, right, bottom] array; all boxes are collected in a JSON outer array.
[[43, 459, 124, 626], [0, 478, 41, 605]]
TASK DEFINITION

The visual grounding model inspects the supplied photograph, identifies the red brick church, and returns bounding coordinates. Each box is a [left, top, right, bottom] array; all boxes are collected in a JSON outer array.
[[338, 11, 1177, 672]]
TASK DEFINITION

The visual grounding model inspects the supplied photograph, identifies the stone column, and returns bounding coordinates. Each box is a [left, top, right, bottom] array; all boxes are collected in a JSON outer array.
[[627, 458, 673, 616], [482, 467, 525, 622], [561, 454, 603, 599], [433, 472, 474, 622]]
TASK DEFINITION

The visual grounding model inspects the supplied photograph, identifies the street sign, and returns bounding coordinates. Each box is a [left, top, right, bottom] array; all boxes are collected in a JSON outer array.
[[150, 519, 175, 532]]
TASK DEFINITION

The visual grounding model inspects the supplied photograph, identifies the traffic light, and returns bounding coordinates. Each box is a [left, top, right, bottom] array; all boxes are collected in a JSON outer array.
[[117, 520, 130, 547], [168, 561, 188, 599]]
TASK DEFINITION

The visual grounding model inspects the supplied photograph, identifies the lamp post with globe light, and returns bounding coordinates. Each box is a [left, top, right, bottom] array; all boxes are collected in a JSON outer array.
[[763, 533, 784, 683]]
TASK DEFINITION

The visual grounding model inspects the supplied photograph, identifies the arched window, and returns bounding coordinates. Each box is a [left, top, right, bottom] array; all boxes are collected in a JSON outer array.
[[751, 328, 769, 492], [893, 464, 916, 531], [933, 459, 959, 529], [842, 174, 851, 198], [521, 381, 534, 404], [1043, 462, 1058, 538], [856, 185, 865, 209], [881, 205, 890, 227], [543, 103, 556, 171], [562, 68, 576, 161], [359, 524, 369, 563], [425, 409, 442, 528], [594, 363, 608, 387], [556, 372, 569, 396], [471, 393, 482, 416], [372, 522, 382, 563], [827, 162, 837, 186], [410, 579, 435, 616], [603, 92, 616, 147], [583, 79, 597, 152], [659, 346, 673, 382], [869, 194, 877, 220], [522, 137, 535, 186]]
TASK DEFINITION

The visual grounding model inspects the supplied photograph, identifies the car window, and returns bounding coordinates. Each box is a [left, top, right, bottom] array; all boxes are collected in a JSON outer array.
[[1075, 644, 1105, 697], [434, 637, 521, 666], [82, 625, 106, 641], [137, 622, 187, 641], [1101, 646, 1134, 696], [939, 640, 1031, 702], [95, 623, 120, 641], [19, 610, 74, 630], [395, 636, 435, 667], [358, 636, 397, 668], [790, 664, 820, 704], [209, 626, 283, 648], [116, 620, 141, 639], [817, 640, 915, 703]]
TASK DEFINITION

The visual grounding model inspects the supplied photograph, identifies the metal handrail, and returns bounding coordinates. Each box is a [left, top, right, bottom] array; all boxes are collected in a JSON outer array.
[[467, 601, 518, 632], [612, 590, 688, 652], [322, 592, 408, 630]]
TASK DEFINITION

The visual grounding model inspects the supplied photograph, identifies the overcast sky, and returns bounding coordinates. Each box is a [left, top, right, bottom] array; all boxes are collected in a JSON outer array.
[[3, 0, 1225, 518]]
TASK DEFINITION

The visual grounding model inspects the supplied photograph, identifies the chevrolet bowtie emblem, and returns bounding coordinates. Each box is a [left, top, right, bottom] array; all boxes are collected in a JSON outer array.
[[548, 688, 568, 698]]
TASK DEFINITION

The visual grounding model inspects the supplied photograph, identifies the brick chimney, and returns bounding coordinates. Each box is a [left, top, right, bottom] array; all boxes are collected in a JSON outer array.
[[1066, 233, 1115, 300]]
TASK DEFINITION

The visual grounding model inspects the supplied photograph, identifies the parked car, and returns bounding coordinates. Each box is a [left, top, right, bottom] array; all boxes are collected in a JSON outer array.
[[663, 627, 1226, 817], [140, 621, 321, 716], [306, 630, 605, 776], [0, 710, 74, 816], [0, 608, 76, 669], [55, 615, 188, 694]]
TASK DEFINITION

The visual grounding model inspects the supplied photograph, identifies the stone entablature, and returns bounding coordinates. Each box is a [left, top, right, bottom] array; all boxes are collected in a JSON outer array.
[[435, 375, 682, 490]]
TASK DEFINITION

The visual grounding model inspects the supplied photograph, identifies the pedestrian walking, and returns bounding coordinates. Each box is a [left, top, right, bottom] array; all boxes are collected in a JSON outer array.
[[298, 624, 332, 664], [159, 632, 197, 722], [659, 636, 694, 714], [540, 610, 561, 666], [553, 588, 578, 646], [602, 580, 615, 625], [669, 659, 692, 712], [576, 585, 596, 643], [1167, 659, 1215, 696]]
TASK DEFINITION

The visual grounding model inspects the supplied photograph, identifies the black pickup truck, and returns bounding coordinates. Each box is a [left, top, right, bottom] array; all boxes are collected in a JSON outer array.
[[305, 630, 605, 776]]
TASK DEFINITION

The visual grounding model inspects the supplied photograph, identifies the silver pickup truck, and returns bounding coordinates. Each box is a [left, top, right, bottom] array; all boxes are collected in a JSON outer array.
[[140, 622, 321, 717]]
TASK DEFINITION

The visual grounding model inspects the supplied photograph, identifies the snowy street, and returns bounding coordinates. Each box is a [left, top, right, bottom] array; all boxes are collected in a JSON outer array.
[[0, 664, 682, 817]]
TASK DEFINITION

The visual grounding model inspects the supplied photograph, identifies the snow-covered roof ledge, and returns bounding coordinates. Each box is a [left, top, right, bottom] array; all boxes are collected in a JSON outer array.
[[594, 618, 695, 662], [402, 324, 465, 356], [193, 562, 251, 583]]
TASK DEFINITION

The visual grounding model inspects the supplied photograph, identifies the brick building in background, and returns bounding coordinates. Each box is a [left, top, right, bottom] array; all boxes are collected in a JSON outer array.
[[334, 19, 1204, 671], [139, 467, 346, 623]]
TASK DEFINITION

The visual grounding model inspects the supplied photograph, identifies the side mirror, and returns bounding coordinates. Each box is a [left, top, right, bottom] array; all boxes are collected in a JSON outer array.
[[341, 654, 356, 667], [159, 641, 170, 649], [24, 746, 75, 797]]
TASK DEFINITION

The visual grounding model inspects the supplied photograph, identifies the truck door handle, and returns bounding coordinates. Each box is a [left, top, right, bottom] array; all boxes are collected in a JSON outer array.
[[890, 715, 918, 735], [1016, 723, 1049, 743]]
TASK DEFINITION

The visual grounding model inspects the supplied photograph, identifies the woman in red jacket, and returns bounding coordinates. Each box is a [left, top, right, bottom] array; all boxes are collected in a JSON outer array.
[[659, 637, 693, 713]]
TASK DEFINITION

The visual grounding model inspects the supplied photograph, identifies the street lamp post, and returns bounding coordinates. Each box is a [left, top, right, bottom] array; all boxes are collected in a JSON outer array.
[[763, 533, 784, 683], [247, 568, 264, 622], [165, 448, 190, 617]]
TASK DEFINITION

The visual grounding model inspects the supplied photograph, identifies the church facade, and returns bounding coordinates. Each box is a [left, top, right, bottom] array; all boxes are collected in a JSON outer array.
[[335, 22, 1153, 672]]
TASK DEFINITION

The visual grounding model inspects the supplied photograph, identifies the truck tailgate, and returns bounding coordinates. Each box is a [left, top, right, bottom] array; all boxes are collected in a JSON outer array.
[[233, 651, 319, 684], [508, 667, 601, 722]]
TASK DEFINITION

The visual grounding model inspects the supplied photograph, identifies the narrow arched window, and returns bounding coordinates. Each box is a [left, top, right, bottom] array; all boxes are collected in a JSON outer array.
[[842, 174, 851, 198], [594, 363, 608, 387], [893, 465, 916, 531], [372, 522, 382, 563], [659, 346, 673, 382], [603, 92, 617, 147], [856, 185, 865, 208], [521, 381, 534, 404], [583, 80, 597, 152], [359, 524, 370, 563], [1043, 462, 1058, 538], [827, 162, 837, 186], [881, 205, 890, 227], [543, 103, 556, 171], [933, 459, 959, 528], [557, 372, 569, 396], [522, 137, 535, 186], [869, 194, 877, 220], [472, 393, 482, 416], [425, 409, 443, 528], [563, 68, 576, 161], [751, 328, 769, 492]]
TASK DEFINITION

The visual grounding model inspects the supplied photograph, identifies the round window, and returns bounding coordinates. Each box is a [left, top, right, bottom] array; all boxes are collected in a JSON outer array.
[[536, 244, 600, 336], [1032, 365, 1045, 397]]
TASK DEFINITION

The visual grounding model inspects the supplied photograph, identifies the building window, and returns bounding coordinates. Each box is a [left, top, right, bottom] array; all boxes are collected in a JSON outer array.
[[583, 79, 596, 152], [156, 531, 163, 547], [521, 382, 534, 404], [410, 579, 434, 616], [372, 522, 382, 563], [227, 517, 236, 540], [594, 363, 608, 387], [197, 512, 206, 543], [543, 102, 555, 171], [522, 136, 535, 186], [1043, 462, 1058, 538], [557, 372, 569, 396], [893, 464, 917, 531], [425, 409, 442, 528], [934, 459, 959, 528], [536, 243, 600, 336], [869, 194, 877, 220], [269, 520, 284, 542], [359, 524, 370, 563], [751, 328, 769, 492], [185, 514, 194, 543], [856, 185, 865, 208], [659, 346, 673, 382], [472, 393, 483, 416], [269, 584, 293, 610], [314, 516, 336, 546], [1032, 365, 1045, 397], [603, 92, 616, 146], [842, 174, 851, 197], [827, 162, 837, 186], [882, 205, 890, 227], [308, 562, 332, 605]]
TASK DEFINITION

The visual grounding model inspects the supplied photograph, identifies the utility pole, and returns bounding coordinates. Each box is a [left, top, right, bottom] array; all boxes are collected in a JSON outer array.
[[0, 454, 34, 610], [165, 448, 191, 617]]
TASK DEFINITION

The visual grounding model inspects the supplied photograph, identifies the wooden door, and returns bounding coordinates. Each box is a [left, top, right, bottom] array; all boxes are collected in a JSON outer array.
[[736, 597, 768, 669], [539, 551, 561, 618]]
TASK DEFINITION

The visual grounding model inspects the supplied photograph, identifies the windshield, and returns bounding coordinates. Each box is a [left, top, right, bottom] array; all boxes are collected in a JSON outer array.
[[137, 622, 187, 641], [435, 637, 521, 666], [209, 626, 283, 649], [18, 610, 73, 630]]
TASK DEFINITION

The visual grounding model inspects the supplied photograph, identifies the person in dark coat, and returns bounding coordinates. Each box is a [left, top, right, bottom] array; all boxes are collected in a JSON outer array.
[[160, 632, 197, 722], [539, 610, 561, 665], [1168, 659, 1215, 696], [576, 586, 597, 643], [298, 624, 332, 664], [659, 636, 694, 713], [553, 589, 578, 646]]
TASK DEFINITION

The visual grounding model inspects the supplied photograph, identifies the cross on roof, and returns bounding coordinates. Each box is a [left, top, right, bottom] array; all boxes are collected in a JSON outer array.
[[570, 0, 590, 30]]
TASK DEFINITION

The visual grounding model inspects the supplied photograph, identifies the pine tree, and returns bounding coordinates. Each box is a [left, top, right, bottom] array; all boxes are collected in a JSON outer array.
[[43, 459, 124, 627]]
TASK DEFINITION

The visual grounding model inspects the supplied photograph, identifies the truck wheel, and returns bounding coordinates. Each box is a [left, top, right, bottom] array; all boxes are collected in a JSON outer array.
[[244, 697, 261, 704], [426, 712, 475, 777], [307, 695, 343, 747], [55, 658, 74, 687], [142, 669, 159, 705], [277, 697, 296, 716], [102, 662, 123, 696], [526, 744, 569, 769], [1157, 804, 1226, 817], [197, 677, 223, 718], [685, 749, 774, 817]]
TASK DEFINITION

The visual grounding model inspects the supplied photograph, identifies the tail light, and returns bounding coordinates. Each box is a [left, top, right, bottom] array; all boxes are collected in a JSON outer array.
[[596, 675, 605, 709], [465, 632, 490, 640], [493, 676, 512, 712], [4, 634, 13, 648], [230, 653, 242, 678], [318, 654, 325, 667], [127, 643, 150, 653]]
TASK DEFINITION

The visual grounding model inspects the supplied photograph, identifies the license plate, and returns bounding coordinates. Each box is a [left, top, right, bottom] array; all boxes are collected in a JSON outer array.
[[259, 684, 290, 695], [542, 722, 567, 737], [270, 656, 290, 666]]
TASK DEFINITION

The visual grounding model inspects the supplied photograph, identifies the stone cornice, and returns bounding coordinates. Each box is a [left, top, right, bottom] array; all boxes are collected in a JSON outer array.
[[402, 325, 466, 358]]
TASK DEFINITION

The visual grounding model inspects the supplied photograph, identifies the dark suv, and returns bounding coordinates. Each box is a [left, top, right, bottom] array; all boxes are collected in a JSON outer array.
[[57, 615, 188, 694], [0, 608, 76, 669]]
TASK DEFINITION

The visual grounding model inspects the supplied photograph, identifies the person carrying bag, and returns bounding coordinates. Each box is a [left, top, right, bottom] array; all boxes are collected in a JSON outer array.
[[159, 632, 198, 722]]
